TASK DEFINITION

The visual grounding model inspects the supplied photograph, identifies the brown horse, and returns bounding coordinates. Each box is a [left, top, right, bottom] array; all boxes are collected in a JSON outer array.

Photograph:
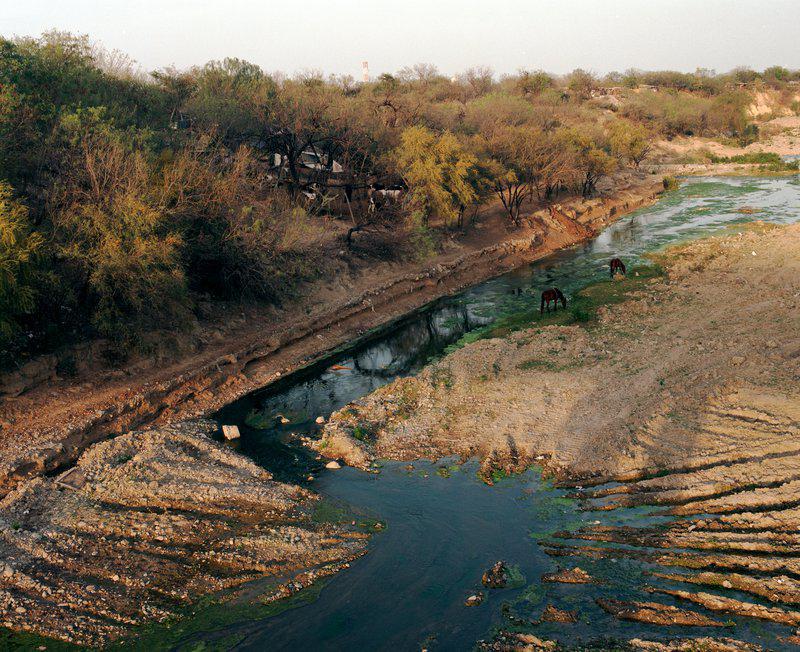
[[541, 288, 567, 314], [610, 257, 626, 278]]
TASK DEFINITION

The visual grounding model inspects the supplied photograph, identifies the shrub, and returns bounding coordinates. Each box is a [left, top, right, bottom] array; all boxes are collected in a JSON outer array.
[[663, 176, 681, 191]]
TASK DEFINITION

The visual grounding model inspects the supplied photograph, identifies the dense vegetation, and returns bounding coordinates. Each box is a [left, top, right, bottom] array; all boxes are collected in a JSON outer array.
[[1, 32, 797, 366]]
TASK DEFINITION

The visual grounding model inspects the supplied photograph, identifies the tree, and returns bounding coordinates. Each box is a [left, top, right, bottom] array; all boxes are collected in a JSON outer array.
[[608, 119, 653, 168], [566, 68, 597, 100], [515, 70, 554, 96], [480, 126, 569, 224], [52, 109, 190, 352], [394, 126, 481, 227], [559, 128, 616, 196], [0, 182, 41, 343]]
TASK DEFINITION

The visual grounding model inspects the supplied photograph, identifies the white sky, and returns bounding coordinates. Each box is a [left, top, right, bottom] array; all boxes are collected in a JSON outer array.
[[2, 0, 798, 78]]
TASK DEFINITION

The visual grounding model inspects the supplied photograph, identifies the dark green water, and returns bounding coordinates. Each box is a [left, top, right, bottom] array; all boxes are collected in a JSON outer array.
[[204, 177, 800, 651]]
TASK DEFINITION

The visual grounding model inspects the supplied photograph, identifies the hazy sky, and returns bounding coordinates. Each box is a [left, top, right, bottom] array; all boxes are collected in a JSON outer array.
[[3, 0, 799, 78]]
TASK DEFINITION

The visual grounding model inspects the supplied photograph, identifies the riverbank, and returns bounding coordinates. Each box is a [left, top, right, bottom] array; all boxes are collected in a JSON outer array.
[[318, 221, 800, 647], [318, 221, 800, 481], [0, 420, 372, 646], [0, 172, 665, 497]]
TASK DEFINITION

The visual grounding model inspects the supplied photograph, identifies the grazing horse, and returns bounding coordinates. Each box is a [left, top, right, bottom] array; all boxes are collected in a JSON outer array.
[[540, 288, 567, 314], [610, 257, 626, 278]]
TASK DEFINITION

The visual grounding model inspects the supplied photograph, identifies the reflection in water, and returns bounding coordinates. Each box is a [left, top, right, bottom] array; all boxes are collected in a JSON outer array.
[[210, 176, 800, 651]]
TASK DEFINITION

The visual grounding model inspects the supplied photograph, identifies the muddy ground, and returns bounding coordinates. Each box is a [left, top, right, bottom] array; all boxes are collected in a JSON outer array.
[[319, 222, 800, 649]]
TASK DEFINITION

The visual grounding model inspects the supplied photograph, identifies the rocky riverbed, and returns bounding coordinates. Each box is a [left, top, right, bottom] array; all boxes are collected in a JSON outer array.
[[0, 421, 368, 646]]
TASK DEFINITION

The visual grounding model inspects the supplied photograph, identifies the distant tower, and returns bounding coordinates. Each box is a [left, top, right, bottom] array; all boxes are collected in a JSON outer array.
[[362, 61, 370, 83]]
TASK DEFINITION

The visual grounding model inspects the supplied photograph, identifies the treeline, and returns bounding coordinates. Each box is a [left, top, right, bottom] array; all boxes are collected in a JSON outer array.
[[0, 32, 793, 365]]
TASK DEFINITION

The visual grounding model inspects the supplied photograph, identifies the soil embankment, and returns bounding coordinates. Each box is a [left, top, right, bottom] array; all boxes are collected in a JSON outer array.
[[319, 222, 800, 647], [0, 174, 665, 497]]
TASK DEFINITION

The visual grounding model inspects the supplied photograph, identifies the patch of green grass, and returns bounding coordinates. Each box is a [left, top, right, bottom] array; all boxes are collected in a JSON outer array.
[[351, 424, 374, 443], [516, 358, 583, 373], [311, 499, 349, 524], [430, 365, 454, 389], [435, 464, 461, 478], [0, 629, 81, 651], [110, 580, 329, 652], [454, 264, 665, 346]]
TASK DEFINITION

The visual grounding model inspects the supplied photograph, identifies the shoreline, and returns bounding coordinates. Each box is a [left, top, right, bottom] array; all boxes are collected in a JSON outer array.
[[0, 174, 666, 495]]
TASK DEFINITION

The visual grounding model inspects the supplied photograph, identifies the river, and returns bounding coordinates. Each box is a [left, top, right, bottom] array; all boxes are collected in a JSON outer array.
[[198, 176, 800, 651]]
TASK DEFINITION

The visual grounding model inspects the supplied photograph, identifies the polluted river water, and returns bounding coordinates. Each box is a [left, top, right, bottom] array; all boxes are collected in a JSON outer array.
[[192, 176, 800, 651]]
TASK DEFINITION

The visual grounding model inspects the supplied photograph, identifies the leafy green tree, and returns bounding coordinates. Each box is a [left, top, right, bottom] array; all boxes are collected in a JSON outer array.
[[559, 128, 616, 196], [394, 126, 480, 227], [0, 182, 41, 342], [515, 70, 554, 96], [566, 68, 597, 100], [608, 119, 653, 168]]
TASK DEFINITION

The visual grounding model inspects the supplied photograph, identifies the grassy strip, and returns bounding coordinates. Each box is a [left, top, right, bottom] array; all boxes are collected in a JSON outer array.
[[109, 581, 329, 652], [708, 152, 800, 173], [442, 264, 664, 357]]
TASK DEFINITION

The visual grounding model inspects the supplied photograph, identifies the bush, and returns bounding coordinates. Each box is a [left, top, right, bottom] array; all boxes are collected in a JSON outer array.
[[662, 176, 680, 191]]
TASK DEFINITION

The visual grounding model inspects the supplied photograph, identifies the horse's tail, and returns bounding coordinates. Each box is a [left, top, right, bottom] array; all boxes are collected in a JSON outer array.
[[540, 293, 545, 314]]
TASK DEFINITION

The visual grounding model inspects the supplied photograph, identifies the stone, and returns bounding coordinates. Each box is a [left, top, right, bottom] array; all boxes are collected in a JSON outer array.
[[465, 592, 483, 606], [315, 416, 326, 424], [325, 461, 341, 469], [482, 561, 509, 588], [541, 567, 593, 584], [222, 425, 240, 440], [539, 604, 578, 623], [731, 355, 745, 366]]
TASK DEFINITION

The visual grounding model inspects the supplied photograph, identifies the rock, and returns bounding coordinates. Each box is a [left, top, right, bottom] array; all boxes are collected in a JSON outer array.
[[542, 567, 593, 584], [482, 561, 509, 589], [539, 604, 578, 623], [325, 461, 341, 469], [465, 592, 484, 606], [221, 425, 240, 440], [731, 355, 745, 366], [315, 416, 326, 424]]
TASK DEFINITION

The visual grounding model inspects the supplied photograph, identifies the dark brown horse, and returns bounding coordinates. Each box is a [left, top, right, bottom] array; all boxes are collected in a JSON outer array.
[[610, 257, 626, 278], [541, 287, 567, 314]]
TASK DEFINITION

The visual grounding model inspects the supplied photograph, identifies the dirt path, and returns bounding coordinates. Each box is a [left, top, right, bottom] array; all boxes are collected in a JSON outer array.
[[0, 174, 665, 496]]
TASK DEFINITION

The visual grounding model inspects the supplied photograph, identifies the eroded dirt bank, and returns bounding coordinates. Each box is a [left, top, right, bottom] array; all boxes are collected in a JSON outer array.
[[0, 421, 369, 646], [318, 223, 800, 648], [0, 174, 664, 496]]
